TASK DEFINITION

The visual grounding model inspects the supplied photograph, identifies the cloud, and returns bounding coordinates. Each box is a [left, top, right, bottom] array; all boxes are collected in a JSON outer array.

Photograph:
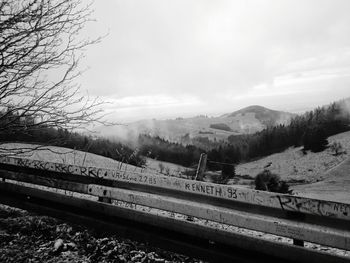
[[76, 0, 350, 120], [101, 94, 204, 122], [105, 94, 200, 109]]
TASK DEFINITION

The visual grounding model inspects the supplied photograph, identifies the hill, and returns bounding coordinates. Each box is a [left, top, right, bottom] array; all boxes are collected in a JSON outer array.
[[99, 105, 295, 143], [291, 157, 350, 203], [235, 130, 350, 203], [221, 105, 294, 127]]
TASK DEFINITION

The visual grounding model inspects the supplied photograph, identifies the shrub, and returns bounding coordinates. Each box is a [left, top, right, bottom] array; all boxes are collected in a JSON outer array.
[[221, 161, 235, 180], [158, 163, 165, 173], [255, 170, 291, 194], [330, 141, 345, 156], [182, 169, 196, 179]]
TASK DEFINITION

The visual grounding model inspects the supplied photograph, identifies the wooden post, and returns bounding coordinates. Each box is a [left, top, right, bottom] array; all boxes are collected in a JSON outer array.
[[195, 153, 207, 181], [293, 239, 304, 247], [189, 153, 207, 222]]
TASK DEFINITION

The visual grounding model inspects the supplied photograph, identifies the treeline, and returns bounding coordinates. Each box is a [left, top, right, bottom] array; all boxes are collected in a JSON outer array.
[[209, 123, 232, 131], [179, 134, 220, 151], [225, 100, 350, 159], [138, 100, 350, 170], [138, 134, 203, 167], [0, 126, 145, 167]]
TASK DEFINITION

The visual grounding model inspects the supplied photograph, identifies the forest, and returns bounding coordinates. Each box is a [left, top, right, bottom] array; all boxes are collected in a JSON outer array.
[[138, 100, 350, 170]]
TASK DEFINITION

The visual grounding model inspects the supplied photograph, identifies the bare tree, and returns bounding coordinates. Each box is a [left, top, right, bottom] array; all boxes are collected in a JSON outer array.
[[0, 0, 107, 145], [330, 141, 345, 156], [158, 163, 165, 174]]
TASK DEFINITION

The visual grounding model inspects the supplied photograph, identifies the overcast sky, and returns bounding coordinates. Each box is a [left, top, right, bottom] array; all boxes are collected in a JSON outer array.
[[78, 0, 350, 122]]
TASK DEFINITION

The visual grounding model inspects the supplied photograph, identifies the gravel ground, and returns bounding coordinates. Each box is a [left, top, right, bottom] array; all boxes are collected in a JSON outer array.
[[0, 204, 205, 263]]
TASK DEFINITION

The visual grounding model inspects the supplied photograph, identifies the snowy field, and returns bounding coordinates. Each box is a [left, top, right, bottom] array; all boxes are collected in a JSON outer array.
[[236, 131, 350, 203]]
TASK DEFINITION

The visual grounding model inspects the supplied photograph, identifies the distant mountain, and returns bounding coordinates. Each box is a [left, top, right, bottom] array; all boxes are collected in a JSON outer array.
[[97, 105, 295, 144], [221, 105, 295, 127]]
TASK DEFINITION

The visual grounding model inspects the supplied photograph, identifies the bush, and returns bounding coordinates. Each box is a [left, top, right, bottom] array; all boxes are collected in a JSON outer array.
[[221, 161, 235, 180], [330, 141, 345, 156], [182, 169, 196, 179], [158, 163, 165, 173], [255, 170, 291, 194]]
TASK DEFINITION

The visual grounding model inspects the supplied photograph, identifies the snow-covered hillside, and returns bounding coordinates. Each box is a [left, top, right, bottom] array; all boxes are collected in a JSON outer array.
[[236, 131, 350, 203]]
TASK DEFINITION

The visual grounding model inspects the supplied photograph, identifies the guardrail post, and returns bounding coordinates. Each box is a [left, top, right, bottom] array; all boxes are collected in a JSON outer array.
[[98, 189, 112, 203], [286, 211, 305, 247], [98, 196, 112, 204], [0, 171, 5, 182], [293, 239, 304, 247]]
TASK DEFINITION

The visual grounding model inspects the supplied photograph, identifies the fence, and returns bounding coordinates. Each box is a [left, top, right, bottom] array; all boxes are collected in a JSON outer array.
[[0, 156, 349, 262]]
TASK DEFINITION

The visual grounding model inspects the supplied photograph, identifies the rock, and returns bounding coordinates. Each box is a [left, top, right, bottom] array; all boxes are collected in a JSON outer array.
[[131, 254, 143, 261], [0, 232, 12, 242], [66, 242, 77, 251], [53, 238, 64, 254], [118, 255, 127, 262], [98, 237, 109, 244]]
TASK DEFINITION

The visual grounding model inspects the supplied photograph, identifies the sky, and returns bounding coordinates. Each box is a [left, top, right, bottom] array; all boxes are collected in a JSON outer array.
[[77, 0, 350, 122]]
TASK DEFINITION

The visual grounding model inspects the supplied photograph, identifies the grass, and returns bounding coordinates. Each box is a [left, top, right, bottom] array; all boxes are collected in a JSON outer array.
[[0, 143, 153, 175]]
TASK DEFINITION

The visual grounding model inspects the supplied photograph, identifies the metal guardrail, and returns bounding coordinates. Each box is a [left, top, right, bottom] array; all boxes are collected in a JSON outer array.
[[0, 156, 349, 263]]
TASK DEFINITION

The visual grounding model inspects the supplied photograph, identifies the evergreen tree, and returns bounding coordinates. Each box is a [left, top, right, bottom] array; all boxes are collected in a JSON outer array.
[[302, 125, 328, 152]]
